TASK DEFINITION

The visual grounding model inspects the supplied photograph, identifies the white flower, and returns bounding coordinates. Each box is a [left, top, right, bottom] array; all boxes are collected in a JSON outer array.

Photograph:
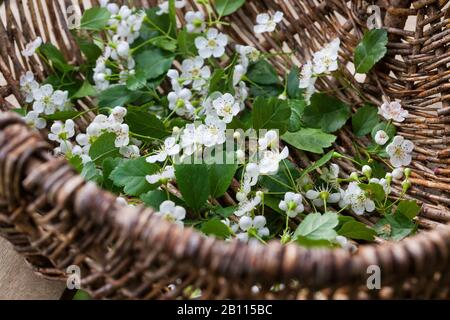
[[32, 84, 55, 114], [156, 200, 186, 225], [233, 64, 246, 86], [235, 81, 248, 110], [146, 165, 175, 184], [22, 37, 42, 57], [258, 130, 279, 151], [185, 11, 206, 33], [305, 187, 340, 208], [181, 57, 211, 91], [119, 145, 140, 158], [386, 135, 414, 168], [20, 71, 39, 103], [238, 215, 269, 239], [391, 167, 404, 180], [146, 137, 180, 163], [48, 119, 75, 143], [111, 123, 130, 147], [335, 236, 357, 253], [259, 147, 289, 175], [168, 87, 195, 117], [362, 165, 372, 177], [369, 177, 390, 194], [278, 192, 304, 217], [378, 100, 408, 122], [312, 38, 340, 74], [212, 93, 240, 123], [23, 111, 46, 129], [109, 106, 127, 123], [298, 61, 314, 89], [253, 11, 283, 34], [320, 163, 340, 185], [236, 45, 260, 68], [156, 0, 186, 15], [342, 182, 375, 215], [180, 123, 204, 156], [234, 195, 261, 217], [199, 117, 226, 147], [51, 90, 70, 111], [374, 130, 389, 145], [240, 163, 260, 196], [194, 28, 228, 59]]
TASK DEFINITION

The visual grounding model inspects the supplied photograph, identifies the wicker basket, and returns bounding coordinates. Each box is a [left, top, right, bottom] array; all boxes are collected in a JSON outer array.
[[0, 0, 449, 299]]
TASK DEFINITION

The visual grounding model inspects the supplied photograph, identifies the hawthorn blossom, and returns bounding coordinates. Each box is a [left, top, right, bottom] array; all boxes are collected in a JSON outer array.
[[48, 119, 75, 143], [185, 11, 206, 33], [20, 71, 39, 103], [278, 192, 304, 217], [386, 135, 414, 168], [119, 145, 140, 158], [305, 187, 340, 208], [181, 57, 211, 91], [32, 84, 56, 114], [312, 38, 340, 74], [234, 195, 262, 217], [195, 28, 228, 59], [237, 215, 270, 242], [156, 200, 186, 225], [374, 130, 389, 145], [146, 137, 180, 163], [23, 111, 46, 129], [253, 11, 283, 34], [258, 130, 279, 151], [369, 177, 390, 194], [199, 117, 226, 147], [212, 93, 240, 123], [22, 37, 42, 57], [146, 165, 175, 184], [342, 182, 375, 215], [179, 123, 204, 156], [168, 87, 195, 117], [259, 147, 289, 175], [378, 100, 408, 122]]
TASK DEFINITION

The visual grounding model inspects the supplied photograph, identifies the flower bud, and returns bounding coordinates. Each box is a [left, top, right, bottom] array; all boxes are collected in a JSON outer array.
[[402, 179, 411, 192], [404, 168, 411, 178], [332, 152, 343, 159], [362, 165, 372, 178], [256, 190, 264, 199], [350, 172, 359, 181], [392, 167, 404, 180]]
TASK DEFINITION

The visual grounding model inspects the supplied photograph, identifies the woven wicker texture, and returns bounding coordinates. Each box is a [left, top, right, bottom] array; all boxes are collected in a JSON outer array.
[[0, 0, 449, 299]]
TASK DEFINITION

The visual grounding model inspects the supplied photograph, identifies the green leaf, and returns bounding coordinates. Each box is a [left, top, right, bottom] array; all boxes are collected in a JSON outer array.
[[287, 99, 306, 132], [126, 70, 147, 91], [135, 47, 174, 80], [43, 110, 81, 121], [102, 157, 124, 192], [352, 105, 379, 136], [153, 37, 178, 52], [287, 66, 300, 99], [214, 0, 246, 16], [296, 236, 334, 248], [359, 182, 385, 202], [249, 84, 283, 97], [125, 106, 169, 140], [71, 80, 96, 99], [81, 161, 103, 184], [97, 85, 145, 108], [260, 161, 299, 193], [299, 150, 334, 179], [140, 189, 183, 209], [375, 213, 417, 241], [201, 218, 231, 239], [396, 200, 421, 219], [282, 128, 336, 154], [208, 69, 226, 94], [247, 60, 280, 85], [175, 164, 210, 212], [88, 132, 121, 164], [39, 43, 73, 73], [68, 155, 83, 173], [338, 221, 377, 241], [177, 30, 199, 56], [302, 93, 351, 133], [354, 29, 388, 74], [371, 121, 396, 141], [110, 157, 160, 196], [145, 8, 171, 34], [252, 97, 291, 134], [208, 164, 238, 198], [74, 36, 102, 63], [79, 7, 111, 31], [215, 206, 236, 219], [293, 212, 339, 241]]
